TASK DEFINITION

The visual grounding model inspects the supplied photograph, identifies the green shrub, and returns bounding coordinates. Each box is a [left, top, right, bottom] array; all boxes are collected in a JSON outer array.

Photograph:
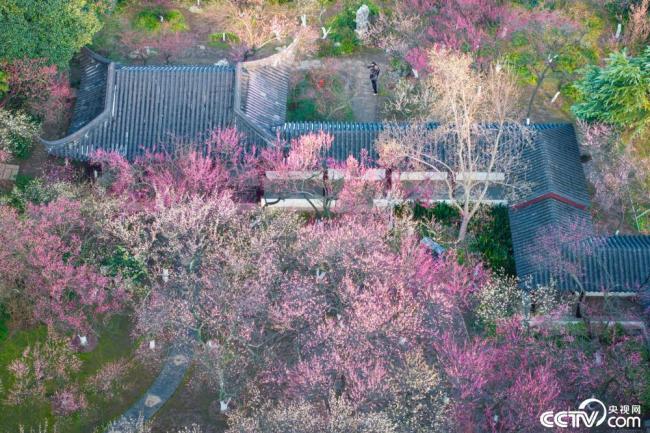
[[469, 205, 515, 275], [414, 202, 459, 226], [318, 0, 380, 57], [317, 40, 340, 58], [0, 0, 103, 67], [510, 0, 542, 8], [603, 0, 637, 19], [0, 109, 38, 162], [166, 9, 188, 32], [389, 57, 412, 77], [3, 177, 64, 211], [0, 70, 8, 96], [0, 304, 8, 343], [103, 246, 147, 284], [287, 98, 323, 122], [134, 8, 187, 33], [9, 132, 32, 160], [208, 32, 240, 49], [134, 9, 161, 32], [337, 37, 358, 55]]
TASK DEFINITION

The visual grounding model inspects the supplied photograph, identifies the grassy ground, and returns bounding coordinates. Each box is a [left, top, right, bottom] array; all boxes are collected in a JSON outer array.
[[413, 203, 516, 275], [0, 316, 156, 433]]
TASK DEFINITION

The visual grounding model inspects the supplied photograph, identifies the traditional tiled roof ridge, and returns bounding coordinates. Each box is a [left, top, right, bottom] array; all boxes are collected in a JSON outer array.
[[511, 192, 588, 211], [42, 62, 117, 152], [118, 64, 235, 71], [67, 48, 112, 134]]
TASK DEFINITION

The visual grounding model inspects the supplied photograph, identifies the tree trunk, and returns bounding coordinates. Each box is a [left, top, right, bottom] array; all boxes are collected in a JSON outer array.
[[525, 62, 553, 120], [458, 214, 470, 243]]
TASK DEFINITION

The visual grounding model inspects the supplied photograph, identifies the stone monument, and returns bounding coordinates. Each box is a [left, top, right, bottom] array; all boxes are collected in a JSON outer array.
[[355, 4, 370, 37]]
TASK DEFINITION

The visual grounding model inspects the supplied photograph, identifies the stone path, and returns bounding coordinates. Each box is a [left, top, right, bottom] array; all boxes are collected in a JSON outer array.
[[339, 57, 388, 122], [105, 342, 193, 433], [0, 163, 19, 181]]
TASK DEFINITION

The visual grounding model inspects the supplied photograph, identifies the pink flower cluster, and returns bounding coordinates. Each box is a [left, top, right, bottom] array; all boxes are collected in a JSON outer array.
[[51, 388, 87, 416]]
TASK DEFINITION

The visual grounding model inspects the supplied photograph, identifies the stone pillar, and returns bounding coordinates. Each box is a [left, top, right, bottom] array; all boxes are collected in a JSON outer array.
[[355, 5, 370, 37]]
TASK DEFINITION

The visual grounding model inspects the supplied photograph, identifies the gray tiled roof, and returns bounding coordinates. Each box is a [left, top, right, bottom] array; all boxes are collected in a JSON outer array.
[[509, 124, 650, 293], [43, 52, 236, 161], [68, 49, 110, 133], [509, 198, 593, 290], [276, 122, 386, 162], [581, 236, 650, 292], [241, 65, 290, 129], [276, 122, 569, 168], [517, 123, 590, 207]]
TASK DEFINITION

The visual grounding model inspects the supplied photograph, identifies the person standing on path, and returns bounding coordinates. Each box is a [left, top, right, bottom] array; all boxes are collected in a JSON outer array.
[[367, 62, 380, 95]]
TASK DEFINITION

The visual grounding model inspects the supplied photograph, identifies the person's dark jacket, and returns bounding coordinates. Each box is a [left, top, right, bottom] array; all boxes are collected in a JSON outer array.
[[368, 64, 380, 81]]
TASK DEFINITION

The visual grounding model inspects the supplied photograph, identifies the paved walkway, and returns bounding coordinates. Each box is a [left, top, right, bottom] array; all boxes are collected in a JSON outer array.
[[338, 58, 384, 122], [105, 342, 193, 432]]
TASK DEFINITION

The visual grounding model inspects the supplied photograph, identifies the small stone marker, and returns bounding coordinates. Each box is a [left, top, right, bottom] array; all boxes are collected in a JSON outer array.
[[149, 340, 156, 350]]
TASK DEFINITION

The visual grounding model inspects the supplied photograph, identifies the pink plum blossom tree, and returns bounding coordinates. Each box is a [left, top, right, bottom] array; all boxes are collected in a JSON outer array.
[[0, 198, 127, 334]]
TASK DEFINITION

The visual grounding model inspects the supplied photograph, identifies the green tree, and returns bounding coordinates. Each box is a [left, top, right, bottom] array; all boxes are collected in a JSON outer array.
[[0, 0, 103, 66], [503, 12, 595, 121], [572, 48, 650, 130], [0, 70, 8, 96]]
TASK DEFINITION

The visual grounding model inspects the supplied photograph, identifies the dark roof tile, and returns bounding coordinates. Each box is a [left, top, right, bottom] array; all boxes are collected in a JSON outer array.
[[45, 58, 236, 161]]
